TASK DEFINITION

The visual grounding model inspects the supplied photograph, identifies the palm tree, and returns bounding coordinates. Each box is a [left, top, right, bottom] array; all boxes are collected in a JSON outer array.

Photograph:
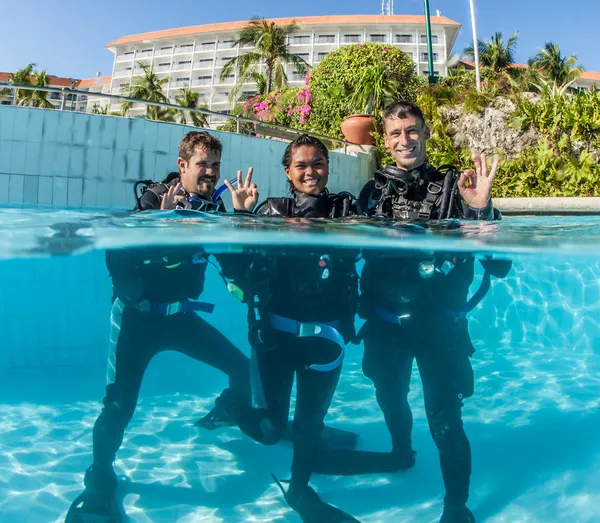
[[528, 42, 584, 85], [173, 86, 209, 127], [1, 64, 54, 108], [221, 18, 309, 100], [120, 62, 170, 120], [464, 31, 519, 72]]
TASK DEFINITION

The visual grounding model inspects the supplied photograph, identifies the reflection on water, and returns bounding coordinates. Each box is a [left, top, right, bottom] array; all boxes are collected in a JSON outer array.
[[0, 211, 600, 522]]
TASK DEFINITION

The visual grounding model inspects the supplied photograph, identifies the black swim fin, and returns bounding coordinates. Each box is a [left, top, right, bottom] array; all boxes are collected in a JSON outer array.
[[64, 488, 124, 523], [194, 401, 237, 430], [312, 448, 416, 476], [283, 424, 359, 451], [272, 475, 361, 523]]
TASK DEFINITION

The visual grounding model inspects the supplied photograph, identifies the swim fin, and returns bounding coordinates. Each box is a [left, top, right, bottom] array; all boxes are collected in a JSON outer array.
[[195, 402, 359, 451], [312, 448, 416, 476], [64, 488, 124, 523], [273, 475, 361, 523]]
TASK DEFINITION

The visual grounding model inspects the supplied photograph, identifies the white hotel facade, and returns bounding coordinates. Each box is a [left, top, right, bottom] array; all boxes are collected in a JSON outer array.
[[90, 15, 461, 121]]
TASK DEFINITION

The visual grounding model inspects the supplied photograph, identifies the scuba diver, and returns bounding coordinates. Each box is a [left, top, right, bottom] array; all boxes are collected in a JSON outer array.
[[221, 134, 361, 522], [66, 131, 258, 523], [324, 101, 510, 523]]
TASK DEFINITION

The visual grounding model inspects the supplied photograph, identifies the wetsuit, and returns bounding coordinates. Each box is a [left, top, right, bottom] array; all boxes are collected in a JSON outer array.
[[227, 189, 361, 521], [356, 163, 511, 521], [69, 175, 251, 521]]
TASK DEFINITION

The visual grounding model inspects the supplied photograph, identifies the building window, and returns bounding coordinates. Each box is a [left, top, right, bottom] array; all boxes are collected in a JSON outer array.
[[394, 34, 414, 44], [316, 35, 336, 44], [294, 53, 310, 61], [199, 42, 216, 50], [314, 52, 328, 61], [161, 46, 172, 51], [404, 52, 414, 60], [419, 35, 439, 44], [421, 70, 440, 76], [49, 92, 61, 100], [124, 51, 134, 56], [290, 35, 311, 45], [420, 52, 439, 63], [343, 34, 361, 43], [159, 62, 170, 67], [369, 34, 387, 43], [178, 60, 192, 64]]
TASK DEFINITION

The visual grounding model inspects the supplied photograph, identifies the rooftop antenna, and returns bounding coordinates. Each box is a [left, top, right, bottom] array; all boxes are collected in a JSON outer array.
[[381, 0, 394, 15]]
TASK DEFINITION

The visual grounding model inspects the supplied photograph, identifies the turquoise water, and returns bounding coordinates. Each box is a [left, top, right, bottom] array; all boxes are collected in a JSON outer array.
[[1, 208, 600, 522]]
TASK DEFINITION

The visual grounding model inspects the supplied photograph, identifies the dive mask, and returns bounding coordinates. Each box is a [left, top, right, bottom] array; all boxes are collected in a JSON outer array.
[[176, 194, 222, 212], [376, 165, 419, 195]]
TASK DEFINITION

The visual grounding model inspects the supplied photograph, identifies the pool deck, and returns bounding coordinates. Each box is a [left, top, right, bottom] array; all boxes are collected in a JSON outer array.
[[495, 197, 600, 215]]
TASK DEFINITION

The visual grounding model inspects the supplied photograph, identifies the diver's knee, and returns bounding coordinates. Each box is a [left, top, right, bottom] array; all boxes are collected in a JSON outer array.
[[259, 417, 286, 445]]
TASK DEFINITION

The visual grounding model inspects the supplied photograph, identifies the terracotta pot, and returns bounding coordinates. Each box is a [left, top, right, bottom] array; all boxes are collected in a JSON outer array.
[[341, 114, 376, 145]]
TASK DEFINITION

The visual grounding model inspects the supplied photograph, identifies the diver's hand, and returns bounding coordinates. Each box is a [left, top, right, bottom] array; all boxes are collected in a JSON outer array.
[[160, 182, 186, 210], [226, 168, 258, 212], [458, 153, 499, 209]]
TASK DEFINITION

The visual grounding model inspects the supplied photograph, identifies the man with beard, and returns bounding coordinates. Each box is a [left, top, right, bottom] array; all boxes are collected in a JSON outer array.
[[66, 131, 259, 523]]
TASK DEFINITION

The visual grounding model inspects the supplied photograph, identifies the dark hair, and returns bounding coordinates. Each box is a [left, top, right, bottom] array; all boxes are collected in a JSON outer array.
[[382, 101, 426, 130], [282, 134, 329, 169], [179, 131, 223, 161]]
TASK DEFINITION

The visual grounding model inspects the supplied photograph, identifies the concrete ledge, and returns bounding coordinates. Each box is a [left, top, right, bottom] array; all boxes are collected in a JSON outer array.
[[494, 197, 600, 215]]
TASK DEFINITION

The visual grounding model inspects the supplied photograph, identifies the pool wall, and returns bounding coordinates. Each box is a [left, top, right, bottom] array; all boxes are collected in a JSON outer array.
[[0, 105, 373, 209]]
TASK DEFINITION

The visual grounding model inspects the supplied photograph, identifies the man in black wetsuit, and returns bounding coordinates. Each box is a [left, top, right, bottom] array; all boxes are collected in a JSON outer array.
[[66, 131, 259, 523], [355, 102, 511, 523]]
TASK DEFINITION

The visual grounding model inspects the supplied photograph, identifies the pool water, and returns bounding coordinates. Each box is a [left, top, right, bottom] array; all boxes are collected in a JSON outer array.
[[1, 208, 600, 523]]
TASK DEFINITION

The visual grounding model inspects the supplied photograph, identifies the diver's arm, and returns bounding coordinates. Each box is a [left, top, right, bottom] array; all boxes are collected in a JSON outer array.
[[356, 180, 379, 216]]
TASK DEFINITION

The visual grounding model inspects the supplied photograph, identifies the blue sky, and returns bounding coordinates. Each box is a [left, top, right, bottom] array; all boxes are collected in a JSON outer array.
[[1, 0, 597, 79]]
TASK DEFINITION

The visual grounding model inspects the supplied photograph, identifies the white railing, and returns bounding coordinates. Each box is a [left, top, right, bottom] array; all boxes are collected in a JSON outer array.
[[172, 63, 191, 72], [137, 50, 153, 58], [192, 78, 212, 87], [116, 54, 134, 62], [193, 61, 213, 69], [113, 70, 130, 79], [156, 65, 171, 73], [197, 43, 216, 52], [174, 46, 194, 54], [155, 48, 173, 57]]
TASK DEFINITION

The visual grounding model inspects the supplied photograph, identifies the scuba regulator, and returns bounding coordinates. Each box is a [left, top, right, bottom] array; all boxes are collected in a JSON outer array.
[[375, 165, 420, 196]]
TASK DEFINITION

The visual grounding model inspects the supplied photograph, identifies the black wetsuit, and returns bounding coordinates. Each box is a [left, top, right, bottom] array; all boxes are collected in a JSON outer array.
[[91, 177, 250, 473], [356, 163, 511, 510], [228, 190, 359, 491]]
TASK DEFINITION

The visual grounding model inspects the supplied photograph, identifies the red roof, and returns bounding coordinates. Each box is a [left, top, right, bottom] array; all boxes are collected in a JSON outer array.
[[106, 14, 461, 47], [0, 72, 80, 87], [79, 75, 112, 87]]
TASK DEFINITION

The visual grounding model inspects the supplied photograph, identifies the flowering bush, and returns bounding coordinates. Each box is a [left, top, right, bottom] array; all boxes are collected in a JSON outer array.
[[241, 86, 312, 128]]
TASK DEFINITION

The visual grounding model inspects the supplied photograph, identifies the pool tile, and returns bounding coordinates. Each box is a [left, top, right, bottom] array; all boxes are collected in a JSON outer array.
[[82, 178, 98, 207], [0, 140, 12, 174], [38, 176, 54, 205], [0, 106, 16, 140], [52, 176, 68, 206], [67, 177, 83, 206], [8, 174, 24, 203], [12, 107, 29, 142], [10, 141, 26, 174], [56, 110, 75, 143], [84, 146, 100, 179], [0, 174, 9, 201], [22, 174, 39, 204]]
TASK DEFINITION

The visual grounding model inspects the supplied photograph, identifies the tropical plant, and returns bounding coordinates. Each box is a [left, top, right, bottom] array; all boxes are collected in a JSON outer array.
[[348, 61, 400, 115], [173, 86, 208, 127], [221, 18, 309, 100], [464, 31, 519, 72], [1, 64, 54, 108], [308, 43, 417, 138], [528, 42, 584, 85], [91, 104, 110, 115], [120, 62, 170, 120]]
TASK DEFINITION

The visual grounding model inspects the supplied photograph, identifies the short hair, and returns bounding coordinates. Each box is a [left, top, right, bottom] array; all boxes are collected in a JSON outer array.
[[382, 101, 426, 131], [179, 131, 223, 161], [282, 134, 329, 169]]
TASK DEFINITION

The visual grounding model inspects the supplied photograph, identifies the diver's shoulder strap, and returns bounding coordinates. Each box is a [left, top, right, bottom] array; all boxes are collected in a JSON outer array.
[[329, 191, 356, 218], [259, 197, 294, 217]]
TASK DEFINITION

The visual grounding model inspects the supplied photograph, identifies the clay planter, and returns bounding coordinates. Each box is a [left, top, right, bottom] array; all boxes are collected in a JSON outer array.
[[341, 114, 376, 145]]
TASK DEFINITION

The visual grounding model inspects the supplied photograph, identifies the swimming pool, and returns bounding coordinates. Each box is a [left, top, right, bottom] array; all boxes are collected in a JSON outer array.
[[1, 208, 600, 522]]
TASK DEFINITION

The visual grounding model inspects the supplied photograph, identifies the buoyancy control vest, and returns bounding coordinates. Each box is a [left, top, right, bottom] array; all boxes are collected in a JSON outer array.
[[358, 163, 460, 220], [256, 189, 356, 219]]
